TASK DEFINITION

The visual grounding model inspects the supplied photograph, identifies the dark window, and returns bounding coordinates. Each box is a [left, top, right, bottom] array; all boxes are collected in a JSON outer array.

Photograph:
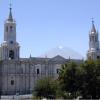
[[97, 48, 99, 50], [57, 69, 60, 74], [11, 80, 14, 85], [95, 36, 97, 42], [9, 50, 14, 59], [37, 69, 40, 74], [10, 26, 13, 32], [10, 41, 13, 44], [91, 36, 95, 42], [97, 56, 100, 59]]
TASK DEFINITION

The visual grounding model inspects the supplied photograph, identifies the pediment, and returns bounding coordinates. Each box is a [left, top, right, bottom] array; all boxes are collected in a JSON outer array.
[[50, 55, 66, 61]]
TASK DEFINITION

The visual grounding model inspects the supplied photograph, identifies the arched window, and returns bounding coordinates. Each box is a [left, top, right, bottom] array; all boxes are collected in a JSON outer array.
[[56, 69, 60, 74], [11, 80, 14, 85], [91, 36, 95, 42], [9, 50, 14, 59], [37, 69, 40, 74], [97, 56, 100, 59], [10, 26, 13, 32], [95, 36, 98, 42], [10, 41, 13, 44], [90, 37, 91, 41]]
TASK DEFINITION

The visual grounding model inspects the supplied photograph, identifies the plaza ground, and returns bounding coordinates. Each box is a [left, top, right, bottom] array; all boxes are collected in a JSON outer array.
[[0, 94, 32, 100]]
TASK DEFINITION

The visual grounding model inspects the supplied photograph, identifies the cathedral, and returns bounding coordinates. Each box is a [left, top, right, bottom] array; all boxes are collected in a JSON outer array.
[[0, 6, 98, 95]]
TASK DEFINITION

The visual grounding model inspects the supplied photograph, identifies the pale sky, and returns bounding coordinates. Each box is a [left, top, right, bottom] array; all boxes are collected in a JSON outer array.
[[0, 0, 100, 58]]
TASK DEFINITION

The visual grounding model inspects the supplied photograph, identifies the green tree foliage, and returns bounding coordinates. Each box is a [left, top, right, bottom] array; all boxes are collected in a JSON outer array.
[[33, 60, 100, 99], [58, 60, 100, 99], [80, 60, 100, 99], [33, 77, 57, 99], [58, 62, 83, 98]]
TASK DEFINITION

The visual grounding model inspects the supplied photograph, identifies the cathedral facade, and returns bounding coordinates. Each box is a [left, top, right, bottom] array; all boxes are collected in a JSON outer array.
[[0, 7, 82, 95]]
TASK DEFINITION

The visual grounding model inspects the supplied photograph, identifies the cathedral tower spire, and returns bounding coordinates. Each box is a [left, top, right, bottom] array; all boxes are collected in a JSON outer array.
[[0, 4, 20, 60], [8, 4, 13, 21], [87, 20, 100, 60], [91, 19, 96, 33]]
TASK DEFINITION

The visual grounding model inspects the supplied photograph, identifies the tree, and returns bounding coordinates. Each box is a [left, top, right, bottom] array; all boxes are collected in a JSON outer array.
[[33, 77, 57, 99], [58, 60, 100, 99], [80, 60, 100, 99], [58, 62, 83, 99]]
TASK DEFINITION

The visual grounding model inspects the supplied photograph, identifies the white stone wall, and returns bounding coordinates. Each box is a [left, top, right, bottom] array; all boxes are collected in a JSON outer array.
[[1, 59, 62, 95]]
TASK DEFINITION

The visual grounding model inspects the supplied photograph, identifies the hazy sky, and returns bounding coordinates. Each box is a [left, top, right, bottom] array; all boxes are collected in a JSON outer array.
[[0, 0, 100, 58]]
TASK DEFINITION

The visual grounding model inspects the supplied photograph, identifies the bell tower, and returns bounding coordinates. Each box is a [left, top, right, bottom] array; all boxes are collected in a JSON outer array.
[[87, 20, 100, 60], [1, 5, 20, 60]]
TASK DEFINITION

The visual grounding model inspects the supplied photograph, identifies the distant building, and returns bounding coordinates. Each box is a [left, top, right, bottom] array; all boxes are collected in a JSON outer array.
[[0, 7, 82, 95], [87, 20, 100, 60]]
